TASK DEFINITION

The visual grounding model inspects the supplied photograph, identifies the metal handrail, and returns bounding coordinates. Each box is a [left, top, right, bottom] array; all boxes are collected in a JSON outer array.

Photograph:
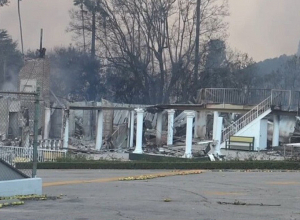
[[222, 96, 272, 142], [200, 88, 300, 144], [200, 88, 300, 111], [201, 88, 272, 106]]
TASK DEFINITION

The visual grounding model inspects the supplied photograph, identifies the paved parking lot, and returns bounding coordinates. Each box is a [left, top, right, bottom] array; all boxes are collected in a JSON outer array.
[[1, 170, 300, 220]]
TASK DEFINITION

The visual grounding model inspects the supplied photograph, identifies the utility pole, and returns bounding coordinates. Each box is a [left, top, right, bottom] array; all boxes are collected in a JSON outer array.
[[18, 0, 24, 56], [32, 87, 40, 178], [3, 58, 6, 82], [40, 29, 43, 52], [194, 0, 201, 87], [81, 2, 87, 53], [39, 29, 46, 58], [91, 3, 96, 59]]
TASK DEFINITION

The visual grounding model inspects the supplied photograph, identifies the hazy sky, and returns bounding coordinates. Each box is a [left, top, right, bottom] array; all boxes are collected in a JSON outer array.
[[0, 0, 299, 62]]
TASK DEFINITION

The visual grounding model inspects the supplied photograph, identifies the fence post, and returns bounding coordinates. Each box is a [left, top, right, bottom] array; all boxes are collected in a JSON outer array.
[[32, 87, 40, 178]]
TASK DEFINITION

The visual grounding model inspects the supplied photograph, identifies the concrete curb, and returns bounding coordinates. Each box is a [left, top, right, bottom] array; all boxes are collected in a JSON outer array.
[[0, 178, 42, 197]]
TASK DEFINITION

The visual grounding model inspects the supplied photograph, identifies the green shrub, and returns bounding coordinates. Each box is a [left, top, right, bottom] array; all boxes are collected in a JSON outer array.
[[128, 153, 209, 162], [16, 161, 300, 170], [55, 153, 93, 162]]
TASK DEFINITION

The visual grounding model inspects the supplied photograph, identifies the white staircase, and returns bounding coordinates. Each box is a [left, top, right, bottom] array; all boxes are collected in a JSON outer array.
[[199, 88, 299, 149], [221, 96, 273, 144]]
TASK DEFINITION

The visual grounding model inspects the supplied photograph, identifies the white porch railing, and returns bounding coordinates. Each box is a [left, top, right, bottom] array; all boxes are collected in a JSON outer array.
[[29, 139, 64, 150], [0, 146, 67, 166], [198, 88, 300, 145], [222, 96, 272, 142], [199, 88, 300, 111], [199, 88, 271, 106]]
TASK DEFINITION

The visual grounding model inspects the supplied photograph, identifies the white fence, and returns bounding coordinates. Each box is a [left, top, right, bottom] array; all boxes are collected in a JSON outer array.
[[31, 139, 63, 150], [0, 146, 67, 166]]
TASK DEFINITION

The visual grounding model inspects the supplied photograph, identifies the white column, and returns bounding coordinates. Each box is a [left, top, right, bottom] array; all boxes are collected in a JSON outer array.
[[213, 111, 220, 140], [272, 115, 280, 147], [194, 111, 207, 139], [83, 109, 91, 140], [95, 110, 103, 150], [130, 110, 135, 148], [44, 107, 51, 139], [156, 111, 163, 146], [63, 110, 69, 149], [214, 117, 223, 155], [183, 111, 195, 158], [133, 108, 144, 154], [194, 111, 199, 138], [126, 111, 130, 148], [167, 109, 175, 146], [23, 128, 30, 149], [69, 110, 75, 136], [259, 119, 268, 151]]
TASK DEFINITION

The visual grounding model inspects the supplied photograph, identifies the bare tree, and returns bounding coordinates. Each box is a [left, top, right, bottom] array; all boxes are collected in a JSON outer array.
[[0, 0, 9, 6], [74, 0, 87, 52], [69, 0, 229, 104]]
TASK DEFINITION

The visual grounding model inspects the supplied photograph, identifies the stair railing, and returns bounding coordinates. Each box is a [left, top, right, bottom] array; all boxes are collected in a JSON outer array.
[[221, 96, 272, 142]]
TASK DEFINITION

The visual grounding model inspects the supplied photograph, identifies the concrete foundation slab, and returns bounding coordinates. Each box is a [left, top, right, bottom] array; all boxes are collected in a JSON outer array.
[[0, 178, 42, 197]]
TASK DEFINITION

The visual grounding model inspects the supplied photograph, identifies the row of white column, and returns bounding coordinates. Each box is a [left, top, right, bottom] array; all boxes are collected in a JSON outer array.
[[64, 108, 262, 156], [62, 108, 197, 157], [60, 108, 281, 155], [133, 108, 195, 158], [63, 109, 135, 151]]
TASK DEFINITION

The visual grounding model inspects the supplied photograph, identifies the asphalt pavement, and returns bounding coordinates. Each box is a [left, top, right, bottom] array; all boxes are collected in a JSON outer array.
[[1, 169, 300, 220]]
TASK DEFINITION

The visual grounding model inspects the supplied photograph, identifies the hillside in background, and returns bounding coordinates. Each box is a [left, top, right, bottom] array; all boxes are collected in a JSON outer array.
[[254, 41, 300, 78], [255, 55, 291, 76]]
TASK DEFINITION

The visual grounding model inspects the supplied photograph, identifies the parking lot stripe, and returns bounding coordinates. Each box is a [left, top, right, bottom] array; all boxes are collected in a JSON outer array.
[[43, 170, 205, 187]]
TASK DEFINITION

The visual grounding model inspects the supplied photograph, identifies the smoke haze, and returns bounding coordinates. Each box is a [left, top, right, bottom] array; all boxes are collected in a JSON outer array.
[[0, 0, 300, 61]]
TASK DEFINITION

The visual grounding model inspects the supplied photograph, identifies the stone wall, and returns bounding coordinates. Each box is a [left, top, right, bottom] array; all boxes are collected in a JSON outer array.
[[18, 58, 51, 136], [19, 58, 50, 101], [101, 99, 114, 138], [0, 99, 9, 140], [0, 97, 23, 140]]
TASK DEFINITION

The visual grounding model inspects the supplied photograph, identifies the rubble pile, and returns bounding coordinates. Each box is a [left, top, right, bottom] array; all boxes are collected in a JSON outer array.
[[142, 134, 214, 158], [74, 116, 84, 139], [290, 116, 300, 143], [68, 137, 98, 153], [0, 137, 22, 147], [268, 146, 300, 158]]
